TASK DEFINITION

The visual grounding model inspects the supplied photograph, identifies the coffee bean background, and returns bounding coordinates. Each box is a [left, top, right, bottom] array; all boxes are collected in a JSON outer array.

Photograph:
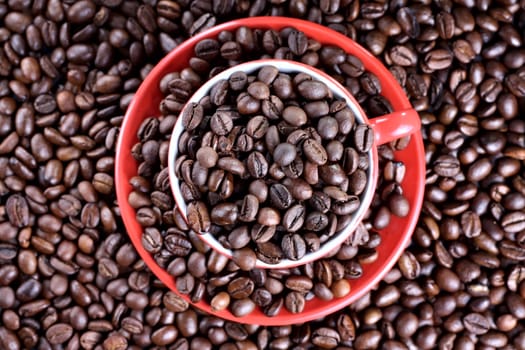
[[173, 66, 375, 264], [0, 0, 524, 349]]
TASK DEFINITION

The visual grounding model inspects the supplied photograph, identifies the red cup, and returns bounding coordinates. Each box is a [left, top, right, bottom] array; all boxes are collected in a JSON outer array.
[[167, 59, 421, 270], [115, 17, 426, 325]]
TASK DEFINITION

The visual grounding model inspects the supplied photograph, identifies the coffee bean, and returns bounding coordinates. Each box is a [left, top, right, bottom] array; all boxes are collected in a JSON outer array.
[[232, 248, 257, 271], [231, 298, 256, 317], [501, 211, 525, 233], [256, 242, 282, 265], [6, 194, 30, 227], [305, 212, 329, 231], [390, 45, 418, 67], [210, 291, 231, 312], [181, 103, 204, 130], [273, 143, 297, 167], [433, 155, 461, 177], [312, 328, 341, 349], [46, 323, 73, 345], [302, 138, 328, 165], [210, 112, 233, 136], [196, 146, 218, 168], [246, 151, 268, 178], [284, 291, 305, 314], [186, 201, 211, 232], [239, 194, 259, 222], [282, 106, 307, 127], [297, 80, 330, 100], [463, 313, 490, 335], [281, 233, 306, 260], [250, 224, 276, 244], [288, 30, 308, 55], [354, 124, 374, 152], [217, 157, 246, 177], [269, 183, 292, 210], [211, 202, 239, 226], [333, 196, 360, 216]]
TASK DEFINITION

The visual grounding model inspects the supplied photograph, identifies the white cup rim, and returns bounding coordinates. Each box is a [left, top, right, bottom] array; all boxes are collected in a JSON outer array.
[[168, 59, 379, 269]]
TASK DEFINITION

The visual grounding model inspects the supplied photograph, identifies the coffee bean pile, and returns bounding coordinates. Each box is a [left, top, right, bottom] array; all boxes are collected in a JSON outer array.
[[175, 66, 375, 264], [0, 0, 524, 349], [130, 27, 412, 316], [134, 111, 400, 317]]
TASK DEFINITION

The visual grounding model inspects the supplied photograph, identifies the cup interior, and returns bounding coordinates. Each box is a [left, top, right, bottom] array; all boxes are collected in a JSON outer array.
[[168, 59, 380, 269], [115, 16, 425, 326]]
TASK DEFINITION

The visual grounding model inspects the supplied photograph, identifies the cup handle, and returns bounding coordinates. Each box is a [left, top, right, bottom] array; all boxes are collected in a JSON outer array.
[[368, 108, 421, 146]]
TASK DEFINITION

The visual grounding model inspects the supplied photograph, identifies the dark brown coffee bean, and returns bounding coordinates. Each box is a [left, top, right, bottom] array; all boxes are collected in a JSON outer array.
[[312, 328, 341, 349], [288, 30, 308, 56], [433, 155, 461, 177], [211, 202, 239, 226], [6, 194, 30, 227], [231, 298, 256, 317], [273, 143, 297, 167], [186, 201, 211, 232], [210, 291, 230, 311], [302, 138, 327, 165], [246, 151, 268, 178], [256, 242, 282, 265], [319, 45, 345, 66], [281, 233, 306, 260], [305, 212, 329, 231], [388, 193, 410, 217], [501, 211, 525, 234], [354, 124, 374, 152], [195, 38, 220, 60], [232, 248, 257, 271], [251, 224, 276, 244], [390, 45, 418, 66], [282, 106, 307, 127], [332, 196, 360, 216], [210, 111, 233, 136], [46, 323, 73, 345], [181, 103, 204, 130], [239, 194, 259, 222], [284, 291, 305, 313], [217, 157, 246, 177], [269, 183, 292, 210], [463, 313, 490, 335], [297, 80, 329, 100]]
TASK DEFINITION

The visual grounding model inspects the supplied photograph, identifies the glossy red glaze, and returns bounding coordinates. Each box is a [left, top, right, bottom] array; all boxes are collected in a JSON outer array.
[[115, 17, 425, 325]]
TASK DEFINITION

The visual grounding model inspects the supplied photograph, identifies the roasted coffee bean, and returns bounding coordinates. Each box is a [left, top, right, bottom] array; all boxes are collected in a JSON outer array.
[[297, 80, 330, 100], [210, 111, 233, 136], [273, 143, 297, 167], [284, 291, 305, 313], [246, 151, 268, 178], [239, 194, 259, 222], [302, 138, 328, 165], [390, 45, 418, 67], [281, 233, 306, 260], [354, 124, 374, 152], [256, 242, 282, 265], [6, 194, 30, 227], [187, 201, 211, 232], [305, 212, 329, 231], [181, 103, 204, 130], [269, 183, 292, 210], [250, 224, 276, 244], [46, 323, 73, 345], [282, 106, 307, 127], [211, 202, 239, 226]]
